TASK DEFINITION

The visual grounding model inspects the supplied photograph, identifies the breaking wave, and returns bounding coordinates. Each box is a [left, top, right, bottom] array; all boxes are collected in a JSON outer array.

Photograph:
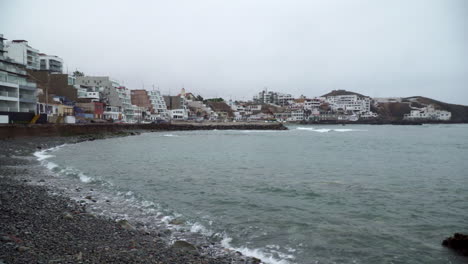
[[163, 134, 179, 137], [296, 127, 366, 133], [34, 146, 96, 183], [221, 237, 293, 264]]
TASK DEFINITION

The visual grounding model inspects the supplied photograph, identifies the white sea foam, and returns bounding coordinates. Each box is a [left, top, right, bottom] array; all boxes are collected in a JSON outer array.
[[221, 237, 293, 264], [78, 172, 92, 183], [313, 128, 331, 133], [296, 127, 366, 133], [190, 222, 214, 236], [161, 215, 174, 224], [296, 127, 315, 131], [296, 127, 330, 133], [45, 162, 59, 170], [333, 128, 353, 132], [34, 145, 96, 184], [334, 128, 367, 132], [240, 130, 282, 133], [163, 134, 179, 137]]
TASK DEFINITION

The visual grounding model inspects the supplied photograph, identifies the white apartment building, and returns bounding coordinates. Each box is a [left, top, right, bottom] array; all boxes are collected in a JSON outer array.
[[39, 54, 63, 73], [253, 90, 292, 106], [148, 90, 168, 117], [304, 98, 324, 110], [325, 94, 371, 115], [277, 93, 293, 106], [5, 40, 40, 70], [404, 105, 451, 121], [0, 35, 37, 115], [170, 109, 188, 120], [290, 109, 305, 121], [103, 106, 121, 121]]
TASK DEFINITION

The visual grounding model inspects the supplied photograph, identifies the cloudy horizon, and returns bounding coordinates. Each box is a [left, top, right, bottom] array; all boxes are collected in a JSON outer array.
[[1, 0, 467, 104]]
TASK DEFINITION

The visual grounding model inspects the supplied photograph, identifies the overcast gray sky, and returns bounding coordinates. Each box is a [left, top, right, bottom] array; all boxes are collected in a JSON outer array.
[[1, 0, 467, 104]]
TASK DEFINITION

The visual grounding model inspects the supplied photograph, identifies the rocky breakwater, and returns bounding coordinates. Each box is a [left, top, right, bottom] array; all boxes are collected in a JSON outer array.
[[0, 122, 287, 139], [443, 233, 468, 257]]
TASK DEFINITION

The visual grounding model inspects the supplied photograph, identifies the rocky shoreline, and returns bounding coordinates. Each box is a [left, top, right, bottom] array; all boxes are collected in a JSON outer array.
[[0, 134, 262, 264]]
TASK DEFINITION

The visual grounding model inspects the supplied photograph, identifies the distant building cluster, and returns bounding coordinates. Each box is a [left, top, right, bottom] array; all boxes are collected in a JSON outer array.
[[404, 105, 451, 121], [0, 33, 453, 124]]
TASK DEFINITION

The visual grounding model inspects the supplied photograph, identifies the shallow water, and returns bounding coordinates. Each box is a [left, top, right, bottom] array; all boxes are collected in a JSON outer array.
[[37, 124, 468, 264]]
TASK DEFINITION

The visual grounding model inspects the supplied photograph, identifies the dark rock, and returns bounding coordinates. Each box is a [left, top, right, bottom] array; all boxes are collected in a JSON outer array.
[[251, 257, 262, 264], [117, 219, 136, 231], [172, 240, 198, 252], [75, 251, 83, 260], [63, 212, 74, 220], [16, 246, 29, 252], [442, 233, 468, 256], [169, 219, 185, 225], [0, 236, 13, 242]]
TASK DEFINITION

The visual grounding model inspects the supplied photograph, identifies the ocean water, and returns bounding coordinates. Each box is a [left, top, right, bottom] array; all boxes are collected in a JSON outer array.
[[35, 124, 468, 264]]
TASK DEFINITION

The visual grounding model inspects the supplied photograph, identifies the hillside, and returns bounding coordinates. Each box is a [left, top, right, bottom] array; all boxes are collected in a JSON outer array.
[[322, 90, 368, 98], [374, 96, 468, 122]]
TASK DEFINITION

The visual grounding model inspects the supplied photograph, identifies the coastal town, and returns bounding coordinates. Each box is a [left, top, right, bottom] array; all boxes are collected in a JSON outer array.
[[0, 34, 454, 125]]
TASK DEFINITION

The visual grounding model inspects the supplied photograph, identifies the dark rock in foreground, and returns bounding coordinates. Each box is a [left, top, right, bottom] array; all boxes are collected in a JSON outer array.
[[442, 233, 468, 256]]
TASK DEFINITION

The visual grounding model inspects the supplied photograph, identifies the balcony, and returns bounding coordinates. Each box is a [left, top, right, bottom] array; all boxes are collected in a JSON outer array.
[[20, 108, 35, 113], [0, 62, 27, 75], [19, 94, 37, 103], [0, 106, 17, 112], [0, 90, 18, 99], [19, 81, 37, 91]]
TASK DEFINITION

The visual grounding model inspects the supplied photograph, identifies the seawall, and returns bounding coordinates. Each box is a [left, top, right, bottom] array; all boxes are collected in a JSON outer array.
[[0, 122, 287, 139]]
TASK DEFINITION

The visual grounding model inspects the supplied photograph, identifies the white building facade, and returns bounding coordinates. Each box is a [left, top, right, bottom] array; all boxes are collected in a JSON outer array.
[[5, 40, 40, 70], [0, 35, 37, 114], [325, 94, 371, 115], [404, 105, 451, 121], [148, 90, 168, 118], [39, 54, 63, 73], [253, 90, 293, 106]]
